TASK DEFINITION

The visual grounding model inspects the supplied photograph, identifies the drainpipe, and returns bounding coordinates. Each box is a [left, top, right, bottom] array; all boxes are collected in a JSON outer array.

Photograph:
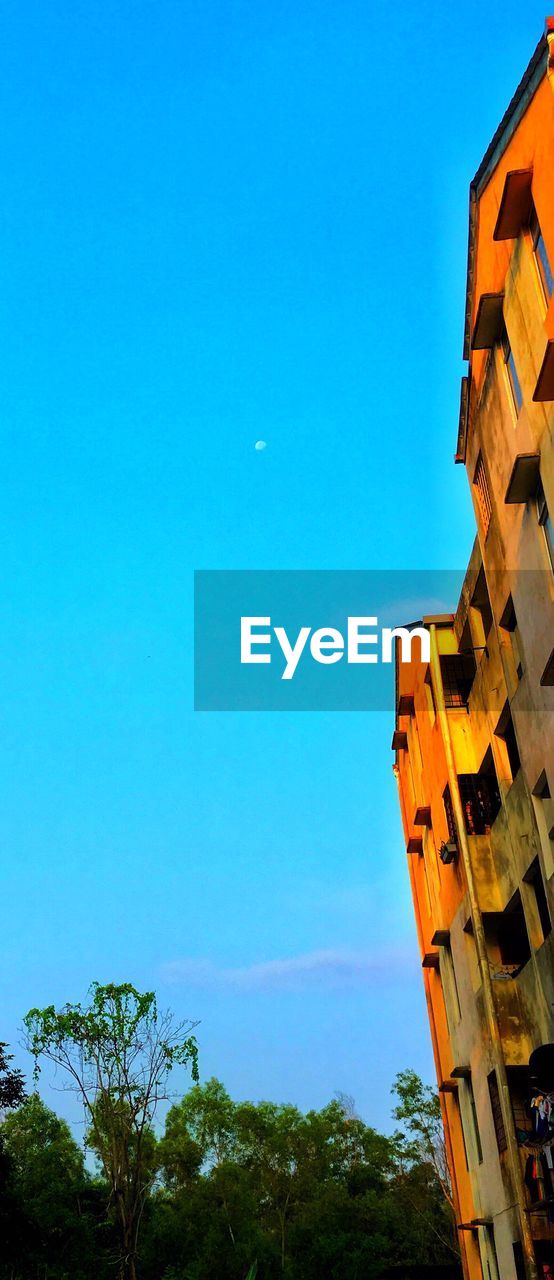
[[429, 624, 538, 1280]]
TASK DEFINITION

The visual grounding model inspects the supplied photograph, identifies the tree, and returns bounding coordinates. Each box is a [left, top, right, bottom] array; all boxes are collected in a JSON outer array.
[[159, 1080, 257, 1269], [0, 1043, 27, 1277], [0, 1094, 103, 1279], [161, 1077, 236, 1176], [391, 1068, 453, 1207], [156, 1084, 398, 1279], [0, 1042, 26, 1113], [234, 1099, 303, 1272], [23, 982, 199, 1280], [391, 1068, 459, 1261]]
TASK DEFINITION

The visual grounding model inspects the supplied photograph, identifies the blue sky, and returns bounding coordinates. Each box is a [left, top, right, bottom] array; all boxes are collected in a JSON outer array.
[[0, 0, 547, 1128]]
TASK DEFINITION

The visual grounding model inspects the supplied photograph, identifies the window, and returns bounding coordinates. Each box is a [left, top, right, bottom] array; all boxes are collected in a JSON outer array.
[[424, 667, 436, 724], [443, 941, 461, 1026], [537, 479, 554, 572], [463, 918, 482, 992], [534, 1241, 554, 1278], [495, 703, 521, 782], [485, 1225, 500, 1280], [513, 1242, 526, 1280], [465, 1074, 483, 1164], [530, 203, 554, 300], [440, 653, 476, 708], [524, 856, 552, 946], [488, 1070, 507, 1153], [499, 892, 531, 968], [532, 771, 554, 880], [443, 784, 457, 842], [501, 324, 523, 415], [484, 890, 531, 974], [458, 750, 502, 834], [452, 1091, 469, 1170], [474, 453, 492, 535], [500, 595, 523, 681], [421, 855, 432, 916], [507, 1066, 532, 1138], [489, 1066, 532, 1154], [471, 568, 494, 641]]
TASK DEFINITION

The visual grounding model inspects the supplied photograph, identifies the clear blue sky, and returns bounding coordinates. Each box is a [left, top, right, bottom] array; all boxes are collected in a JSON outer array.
[[0, 0, 547, 1128]]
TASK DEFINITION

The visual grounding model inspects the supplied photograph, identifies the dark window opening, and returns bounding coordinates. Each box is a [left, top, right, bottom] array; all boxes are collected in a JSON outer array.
[[443, 784, 457, 843], [535, 772, 551, 802], [507, 1065, 531, 1138], [487, 1067, 530, 1157], [488, 1070, 507, 1153], [485, 1226, 500, 1280], [537, 479, 554, 572], [458, 750, 501, 834], [534, 1240, 554, 1277], [532, 771, 554, 869], [513, 1242, 526, 1280], [484, 889, 531, 973], [440, 652, 476, 708], [466, 1075, 483, 1164], [472, 566, 494, 640], [495, 703, 521, 781], [445, 941, 461, 1022], [524, 856, 552, 944], [500, 595, 523, 680], [452, 1092, 469, 1171]]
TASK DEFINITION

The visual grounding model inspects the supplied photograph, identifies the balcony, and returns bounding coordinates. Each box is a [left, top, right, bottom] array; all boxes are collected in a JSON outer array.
[[458, 772, 501, 836], [440, 653, 477, 710]]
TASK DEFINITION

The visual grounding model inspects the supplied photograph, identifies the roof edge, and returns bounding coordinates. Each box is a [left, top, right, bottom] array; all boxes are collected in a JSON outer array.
[[472, 31, 547, 198], [462, 26, 549, 361]]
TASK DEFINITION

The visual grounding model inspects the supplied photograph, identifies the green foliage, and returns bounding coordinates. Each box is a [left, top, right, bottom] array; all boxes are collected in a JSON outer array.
[[0, 1095, 110, 1280], [23, 983, 199, 1280], [1, 1051, 458, 1280], [160, 1077, 235, 1174], [24, 981, 199, 1092], [392, 1067, 443, 1157], [391, 1067, 454, 1211], [0, 1042, 26, 1112], [391, 1069, 458, 1263], [151, 1077, 457, 1279]]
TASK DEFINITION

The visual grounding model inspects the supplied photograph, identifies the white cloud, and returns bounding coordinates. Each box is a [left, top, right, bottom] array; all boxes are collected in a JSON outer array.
[[160, 946, 412, 993]]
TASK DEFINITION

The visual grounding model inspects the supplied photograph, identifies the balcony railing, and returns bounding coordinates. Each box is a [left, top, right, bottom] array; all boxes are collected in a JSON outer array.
[[458, 773, 501, 835]]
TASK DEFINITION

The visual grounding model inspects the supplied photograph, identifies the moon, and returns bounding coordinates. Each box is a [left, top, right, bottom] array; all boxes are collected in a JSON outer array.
[[254, 440, 267, 451]]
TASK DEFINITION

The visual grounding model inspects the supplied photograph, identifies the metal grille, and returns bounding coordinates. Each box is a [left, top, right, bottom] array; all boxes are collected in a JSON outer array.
[[440, 654, 476, 708], [458, 772, 501, 835], [474, 453, 492, 535]]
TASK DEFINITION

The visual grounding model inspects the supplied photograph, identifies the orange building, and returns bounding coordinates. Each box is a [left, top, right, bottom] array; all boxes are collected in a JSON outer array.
[[394, 19, 554, 1280]]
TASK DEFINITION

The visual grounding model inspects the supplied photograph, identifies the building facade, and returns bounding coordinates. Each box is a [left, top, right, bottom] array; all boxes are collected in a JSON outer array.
[[393, 20, 554, 1280]]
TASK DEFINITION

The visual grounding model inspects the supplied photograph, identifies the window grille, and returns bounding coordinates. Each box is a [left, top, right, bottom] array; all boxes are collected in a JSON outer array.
[[474, 453, 492, 535], [458, 772, 501, 834], [440, 654, 476, 708], [488, 1071, 507, 1153]]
